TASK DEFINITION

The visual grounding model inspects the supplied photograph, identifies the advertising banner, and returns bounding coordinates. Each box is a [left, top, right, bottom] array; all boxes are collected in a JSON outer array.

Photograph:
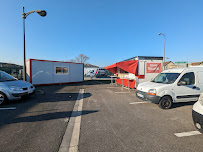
[[146, 63, 161, 73]]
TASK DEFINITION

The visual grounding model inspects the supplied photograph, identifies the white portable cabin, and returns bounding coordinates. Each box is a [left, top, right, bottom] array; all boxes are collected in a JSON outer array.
[[134, 56, 163, 84], [26, 59, 84, 85]]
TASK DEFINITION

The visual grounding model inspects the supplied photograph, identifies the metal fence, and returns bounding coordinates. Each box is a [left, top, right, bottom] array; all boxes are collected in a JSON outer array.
[[0, 67, 23, 80]]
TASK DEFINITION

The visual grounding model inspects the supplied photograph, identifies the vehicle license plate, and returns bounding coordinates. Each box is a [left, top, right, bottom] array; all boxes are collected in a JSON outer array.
[[137, 93, 144, 98]]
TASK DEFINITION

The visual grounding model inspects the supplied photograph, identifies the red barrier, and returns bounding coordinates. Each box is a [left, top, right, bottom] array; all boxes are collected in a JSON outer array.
[[116, 78, 135, 89]]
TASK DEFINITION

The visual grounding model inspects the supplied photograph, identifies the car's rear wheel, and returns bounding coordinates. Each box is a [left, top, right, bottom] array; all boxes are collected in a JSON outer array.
[[159, 96, 172, 109], [0, 92, 8, 105]]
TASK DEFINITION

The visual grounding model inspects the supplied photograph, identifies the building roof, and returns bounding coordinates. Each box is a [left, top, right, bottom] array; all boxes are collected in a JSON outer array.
[[0, 62, 22, 68], [123, 56, 163, 61], [190, 61, 202, 66], [163, 61, 174, 66], [84, 64, 99, 68]]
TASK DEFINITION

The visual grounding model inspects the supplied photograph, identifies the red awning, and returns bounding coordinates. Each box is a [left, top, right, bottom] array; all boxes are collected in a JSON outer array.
[[105, 60, 138, 75]]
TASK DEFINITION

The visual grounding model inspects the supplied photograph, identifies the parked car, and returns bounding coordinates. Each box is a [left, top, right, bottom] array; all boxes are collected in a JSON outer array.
[[97, 68, 107, 77], [0, 70, 35, 105], [136, 66, 203, 109], [192, 93, 203, 133]]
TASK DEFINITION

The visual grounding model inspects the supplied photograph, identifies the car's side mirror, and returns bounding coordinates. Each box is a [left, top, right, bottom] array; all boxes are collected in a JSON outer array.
[[178, 81, 186, 86]]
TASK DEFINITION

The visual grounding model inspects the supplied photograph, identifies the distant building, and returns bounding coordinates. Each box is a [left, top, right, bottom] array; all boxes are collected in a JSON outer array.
[[0, 62, 23, 79], [163, 61, 175, 70], [84, 64, 99, 68], [0, 62, 22, 68], [189, 61, 203, 66]]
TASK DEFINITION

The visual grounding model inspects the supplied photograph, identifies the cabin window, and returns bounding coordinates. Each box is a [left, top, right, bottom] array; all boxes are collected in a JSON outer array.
[[55, 67, 68, 74]]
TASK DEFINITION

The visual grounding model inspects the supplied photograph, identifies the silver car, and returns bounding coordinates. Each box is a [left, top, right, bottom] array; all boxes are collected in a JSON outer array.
[[0, 70, 35, 104]]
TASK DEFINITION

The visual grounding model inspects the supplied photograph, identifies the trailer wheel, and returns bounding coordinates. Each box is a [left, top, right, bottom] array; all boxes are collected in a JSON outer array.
[[158, 96, 172, 109], [0, 92, 8, 105]]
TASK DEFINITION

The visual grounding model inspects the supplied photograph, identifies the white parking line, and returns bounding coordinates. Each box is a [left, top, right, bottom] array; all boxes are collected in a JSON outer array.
[[130, 102, 147, 104], [0, 107, 16, 110], [115, 92, 130, 93], [69, 89, 84, 152], [174, 131, 202, 137], [58, 89, 84, 152]]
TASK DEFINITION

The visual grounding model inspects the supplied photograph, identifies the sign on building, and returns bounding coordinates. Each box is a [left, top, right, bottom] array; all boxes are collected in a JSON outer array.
[[146, 63, 162, 73]]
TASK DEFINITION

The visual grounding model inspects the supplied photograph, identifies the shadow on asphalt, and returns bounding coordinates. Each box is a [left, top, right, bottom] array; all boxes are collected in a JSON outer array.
[[82, 80, 111, 85], [0, 82, 94, 129], [2, 93, 92, 105], [135, 96, 196, 109], [2, 110, 99, 124], [170, 101, 196, 109]]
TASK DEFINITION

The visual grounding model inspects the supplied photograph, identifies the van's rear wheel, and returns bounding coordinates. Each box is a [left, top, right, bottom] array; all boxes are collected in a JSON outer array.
[[0, 92, 8, 105], [159, 96, 172, 109]]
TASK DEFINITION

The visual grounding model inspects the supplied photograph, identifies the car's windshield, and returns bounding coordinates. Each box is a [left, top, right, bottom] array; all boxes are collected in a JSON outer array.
[[0, 71, 17, 82], [151, 73, 180, 84]]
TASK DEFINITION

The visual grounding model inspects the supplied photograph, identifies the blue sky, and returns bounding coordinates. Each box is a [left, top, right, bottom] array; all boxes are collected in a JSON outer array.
[[0, 0, 203, 67]]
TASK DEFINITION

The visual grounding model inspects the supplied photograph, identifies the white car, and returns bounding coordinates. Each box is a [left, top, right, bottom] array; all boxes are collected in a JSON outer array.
[[0, 70, 35, 105], [192, 93, 203, 133]]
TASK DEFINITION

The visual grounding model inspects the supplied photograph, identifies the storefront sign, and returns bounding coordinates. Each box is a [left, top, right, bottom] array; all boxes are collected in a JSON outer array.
[[146, 63, 161, 73]]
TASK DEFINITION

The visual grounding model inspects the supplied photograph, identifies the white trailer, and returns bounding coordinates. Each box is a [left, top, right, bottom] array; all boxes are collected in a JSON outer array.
[[26, 59, 84, 85]]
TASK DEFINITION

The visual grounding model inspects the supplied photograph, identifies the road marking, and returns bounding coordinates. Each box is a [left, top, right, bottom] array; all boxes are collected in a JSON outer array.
[[58, 89, 84, 152], [130, 102, 147, 104], [115, 92, 130, 93], [69, 89, 84, 152], [174, 131, 201, 137], [0, 107, 16, 110]]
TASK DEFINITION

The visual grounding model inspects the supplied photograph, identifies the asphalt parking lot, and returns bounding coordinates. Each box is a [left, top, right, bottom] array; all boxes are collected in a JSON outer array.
[[0, 83, 83, 152], [0, 81, 202, 152], [79, 81, 203, 152]]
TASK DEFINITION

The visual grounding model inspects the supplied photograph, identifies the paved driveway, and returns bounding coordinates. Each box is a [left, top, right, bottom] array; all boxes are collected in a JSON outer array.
[[79, 82, 203, 152], [0, 81, 202, 152]]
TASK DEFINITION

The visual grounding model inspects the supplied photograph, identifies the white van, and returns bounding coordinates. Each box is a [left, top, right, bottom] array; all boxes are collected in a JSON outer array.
[[136, 66, 203, 109], [84, 68, 99, 77]]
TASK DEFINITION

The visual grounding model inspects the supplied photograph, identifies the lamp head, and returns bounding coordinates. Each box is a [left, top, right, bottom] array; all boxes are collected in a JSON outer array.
[[158, 33, 161, 35], [36, 10, 47, 17]]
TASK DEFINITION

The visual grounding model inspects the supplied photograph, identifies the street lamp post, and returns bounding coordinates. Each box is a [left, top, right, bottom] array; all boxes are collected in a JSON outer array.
[[22, 7, 47, 81], [158, 33, 166, 69]]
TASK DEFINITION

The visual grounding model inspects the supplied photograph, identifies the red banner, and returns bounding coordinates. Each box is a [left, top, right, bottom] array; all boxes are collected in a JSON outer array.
[[146, 63, 161, 73]]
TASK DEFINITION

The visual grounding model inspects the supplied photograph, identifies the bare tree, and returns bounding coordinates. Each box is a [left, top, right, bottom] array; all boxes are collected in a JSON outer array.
[[75, 54, 89, 64]]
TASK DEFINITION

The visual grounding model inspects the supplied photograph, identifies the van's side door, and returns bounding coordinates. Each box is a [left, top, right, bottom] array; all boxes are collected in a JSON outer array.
[[197, 71, 203, 94], [174, 72, 201, 102]]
